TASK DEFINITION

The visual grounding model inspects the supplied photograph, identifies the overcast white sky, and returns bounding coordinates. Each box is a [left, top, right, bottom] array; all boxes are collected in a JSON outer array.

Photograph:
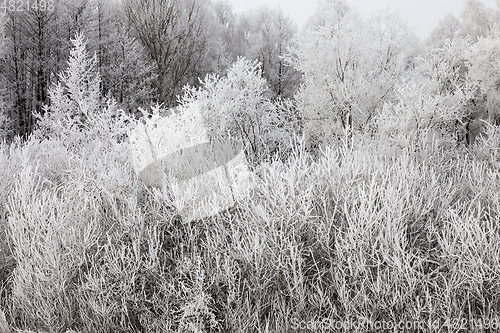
[[227, 0, 499, 39]]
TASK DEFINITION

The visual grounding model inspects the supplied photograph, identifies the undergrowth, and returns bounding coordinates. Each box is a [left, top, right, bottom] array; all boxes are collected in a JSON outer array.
[[1, 130, 500, 332]]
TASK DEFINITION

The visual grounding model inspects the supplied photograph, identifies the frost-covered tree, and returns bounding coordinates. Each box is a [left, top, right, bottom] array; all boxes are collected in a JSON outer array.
[[235, 6, 300, 99], [467, 36, 500, 124], [210, 1, 239, 72], [377, 38, 477, 148], [287, 0, 420, 148], [427, 14, 464, 48], [104, 12, 157, 114], [0, 12, 8, 64], [124, 0, 216, 106], [180, 58, 269, 163], [51, 32, 100, 122], [0, 12, 12, 140], [461, 0, 497, 41], [34, 33, 129, 149], [3, 4, 63, 137]]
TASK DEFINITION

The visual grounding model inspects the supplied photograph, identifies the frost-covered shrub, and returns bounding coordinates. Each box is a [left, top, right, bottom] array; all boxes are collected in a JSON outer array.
[[179, 57, 300, 165], [129, 103, 254, 222], [263, 97, 303, 160], [180, 58, 269, 164], [470, 121, 500, 169], [130, 104, 207, 178]]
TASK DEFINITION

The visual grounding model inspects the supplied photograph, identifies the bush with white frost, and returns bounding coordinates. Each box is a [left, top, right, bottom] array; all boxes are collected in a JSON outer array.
[[180, 57, 301, 165], [129, 102, 254, 222]]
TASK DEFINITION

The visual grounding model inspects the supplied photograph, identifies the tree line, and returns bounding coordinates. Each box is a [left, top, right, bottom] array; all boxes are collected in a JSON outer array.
[[289, 0, 500, 150], [1, 0, 499, 151], [0, 0, 300, 139]]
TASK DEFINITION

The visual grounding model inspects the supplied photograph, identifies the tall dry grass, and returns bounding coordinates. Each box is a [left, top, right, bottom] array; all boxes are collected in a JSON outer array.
[[0, 129, 500, 332]]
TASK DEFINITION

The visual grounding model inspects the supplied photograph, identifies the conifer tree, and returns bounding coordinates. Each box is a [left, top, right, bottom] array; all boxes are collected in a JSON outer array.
[[34, 33, 128, 148]]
